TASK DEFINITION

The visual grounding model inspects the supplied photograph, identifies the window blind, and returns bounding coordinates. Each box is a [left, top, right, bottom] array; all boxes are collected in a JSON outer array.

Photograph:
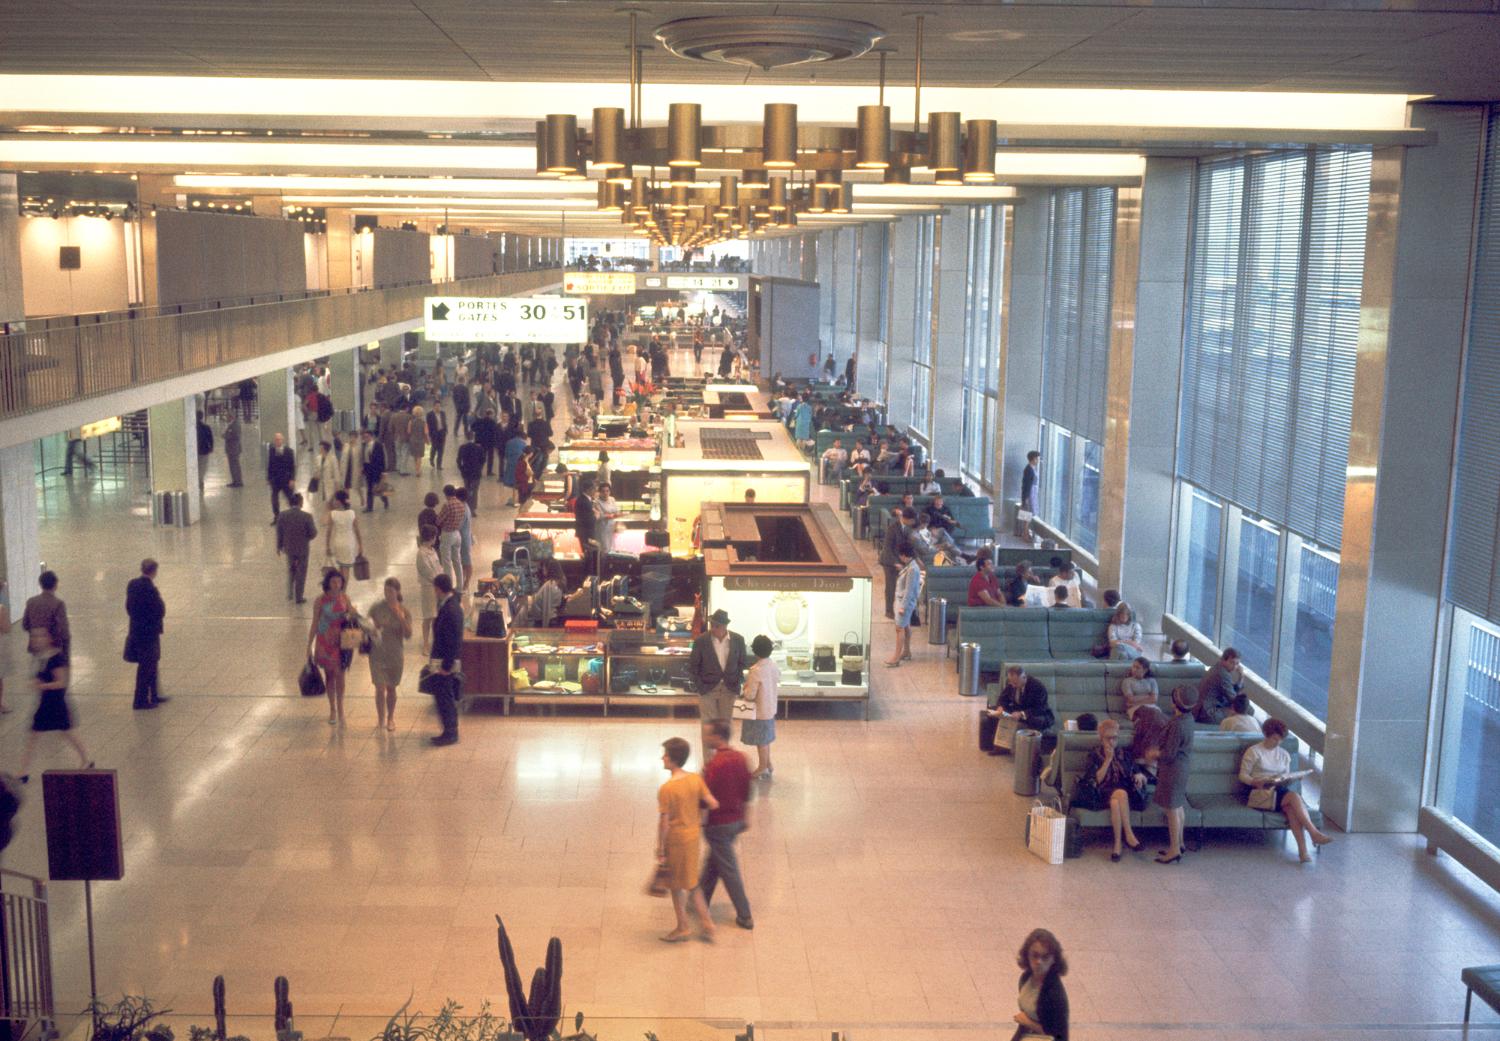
[[1447, 108, 1500, 624], [1177, 147, 1369, 550], [1041, 187, 1115, 445]]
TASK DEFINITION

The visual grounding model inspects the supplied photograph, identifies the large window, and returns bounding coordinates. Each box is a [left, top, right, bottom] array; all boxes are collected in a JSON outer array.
[[909, 214, 938, 438], [1036, 187, 1115, 552], [960, 205, 1006, 489], [1434, 107, 1500, 848], [1169, 147, 1370, 720]]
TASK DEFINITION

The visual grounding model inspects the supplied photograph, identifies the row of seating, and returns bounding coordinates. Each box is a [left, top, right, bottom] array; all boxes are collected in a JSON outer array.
[[924, 565, 1061, 620], [1046, 730, 1318, 842], [958, 606, 1115, 671], [983, 660, 1208, 723], [839, 473, 969, 505], [861, 494, 996, 544]]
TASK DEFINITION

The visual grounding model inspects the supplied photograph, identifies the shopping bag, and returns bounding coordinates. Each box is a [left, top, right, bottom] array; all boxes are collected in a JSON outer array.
[[1027, 805, 1067, 865]]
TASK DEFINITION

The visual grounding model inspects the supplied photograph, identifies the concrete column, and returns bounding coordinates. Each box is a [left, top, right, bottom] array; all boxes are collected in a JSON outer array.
[[329, 347, 362, 425], [1000, 189, 1049, 509], [929, 206, 970, 473], [257, 368, 296, 449], [0, 175, 40, 602], [854, 222, 887, 401], [379, 334, 404, 369], [884, 216, 920, 430], [1322, 109, 1485, 832], [148, 397, 201, 525], [325, 208, 353, 290], [1117, 159, 1195, 633], [1094, 185, 1145, 594]]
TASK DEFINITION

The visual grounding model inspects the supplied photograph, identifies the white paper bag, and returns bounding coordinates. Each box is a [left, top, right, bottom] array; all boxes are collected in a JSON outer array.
[[1027, 805, 1067, 865]]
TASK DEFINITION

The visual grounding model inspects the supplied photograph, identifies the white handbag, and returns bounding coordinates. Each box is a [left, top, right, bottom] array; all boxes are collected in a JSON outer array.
[[1027, 805, 1067, 865], [732, 696, 756, 721]]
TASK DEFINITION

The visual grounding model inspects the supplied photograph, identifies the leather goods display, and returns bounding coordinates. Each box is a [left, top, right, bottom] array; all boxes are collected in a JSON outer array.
[[515, 657, 541, 683], [610, 668, 638, 694], [475, 597, 506, 638], [785, 647, 812, 671], [839, 630, 865, 659], [510, 667, 533, 689], [610, 596, 646, 616], [352, 554, 371, 582], [544, 660, 567, 682], [841, 664, 864, 686], [812, 644, 837, 672], [580, 658, 604, 694]]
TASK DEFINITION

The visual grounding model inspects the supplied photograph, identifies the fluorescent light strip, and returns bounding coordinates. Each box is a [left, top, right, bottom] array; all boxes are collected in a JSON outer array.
[[280, 195, 597, 208], [0, 138, 535, 170], [176, 175, 598, 195], [0, 75, 1414, 132]]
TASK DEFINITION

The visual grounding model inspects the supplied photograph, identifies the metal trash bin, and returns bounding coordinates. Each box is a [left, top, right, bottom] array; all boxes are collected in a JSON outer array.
[[154, 490, 189, 527], [1013, 728, 1042, 796], [839, 481, 851, 511], [927, 597, 948, 645], [334, 409, 357, 434], [957, 641, 982, 697], [852, 505, 869, 540]]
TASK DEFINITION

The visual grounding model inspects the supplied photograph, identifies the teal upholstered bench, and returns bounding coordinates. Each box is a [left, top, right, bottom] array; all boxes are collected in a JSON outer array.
[[1464, 965, 1500, 1023]]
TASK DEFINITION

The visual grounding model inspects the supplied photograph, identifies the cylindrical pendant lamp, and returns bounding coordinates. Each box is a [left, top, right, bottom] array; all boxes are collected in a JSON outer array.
[[592, 107, 625, 170], [768, 177, 789, 213], [856, 104, 891, 169], [545, 113, 578, 173], [925, 111, 960, 173], [718, 175, 738, 213], [833, 183, 853, 214], [668, 103, 702, 167], [963, 119, 997, 182], [763, 104, 798, 168]]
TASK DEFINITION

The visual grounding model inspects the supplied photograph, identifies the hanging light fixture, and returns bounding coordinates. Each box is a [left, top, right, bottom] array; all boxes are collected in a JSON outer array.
[[734, 202, 751, 230], [855, 104, 891, 169], [814, 151, 843, 190], [668, 102, 703, 167], [963, 119, 996, 182], [592, 107, 625, 171], [768, 177, 789, 213], [741, 168, 769, 191], [630, 174, 652, 214], [597, 181, 624, 213], [763, 103, 798, 168], [808, 187, 829, 214], [534, 120, 559, 178], [883, 164, 911, 184], [926, 111, 961, 174], [670, 182, 691, 212], [717, 175, 738, 213], [832, 182, 853, 214], [545, 113, 578, 173]]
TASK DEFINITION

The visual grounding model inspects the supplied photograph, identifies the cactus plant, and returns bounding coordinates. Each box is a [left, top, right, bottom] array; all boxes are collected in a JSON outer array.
[[273, 976, 301, 1041], [494, 915, 562, 1041]]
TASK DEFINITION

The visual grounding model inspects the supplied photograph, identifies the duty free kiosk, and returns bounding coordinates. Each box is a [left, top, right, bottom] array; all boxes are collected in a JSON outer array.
[[659, 419, 810, 554], [698, 502, 872, 718]]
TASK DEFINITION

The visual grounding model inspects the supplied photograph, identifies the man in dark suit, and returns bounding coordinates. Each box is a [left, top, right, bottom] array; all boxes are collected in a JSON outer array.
[[266, 431, 296, 523], [981, 664, 1053, 754], [472, 408, 500, 477], [688, 609, 748, 725], [573, 476, 598, 572], [428, 573, 465, 746], [124, 559, 168, 710], [275, 493, 318, 603], [1021, 450, 1041, 515], [359, 430, 387, 512]]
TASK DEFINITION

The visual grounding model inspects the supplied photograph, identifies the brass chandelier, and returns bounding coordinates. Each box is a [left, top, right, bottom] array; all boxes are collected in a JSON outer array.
[[534, 13, 999, 248]]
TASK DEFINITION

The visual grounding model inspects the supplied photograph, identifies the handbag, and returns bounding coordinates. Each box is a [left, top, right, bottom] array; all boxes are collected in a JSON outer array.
[[732, 695, 756, 720], [307, 476, 320, 493], [838, 630, 865, 659], [299, 659, 325, 698], [475, 597, 506, 638], [610, 668, 638, 694], [352, 554, 371, 582], [339, 619, 363, 651], [510, 667, 533, 690], [1026, 804, 1067, 865], [644, 861, 671, 898], [812, 644, 836, 672], [544, 660, 567, 682], [840, 663, 864, 686]]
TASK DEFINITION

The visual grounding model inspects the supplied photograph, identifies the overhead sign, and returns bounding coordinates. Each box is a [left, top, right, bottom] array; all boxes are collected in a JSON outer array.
[[665, 275, 745, 291], [562, 271, 638, 295], [80, 417, 122, 439], [423, 295, 588, 343]]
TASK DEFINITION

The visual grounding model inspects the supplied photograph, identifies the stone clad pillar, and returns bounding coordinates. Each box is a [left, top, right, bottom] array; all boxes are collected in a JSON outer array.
[[148, 396, 202, 525], [0, 173, 41, 601]]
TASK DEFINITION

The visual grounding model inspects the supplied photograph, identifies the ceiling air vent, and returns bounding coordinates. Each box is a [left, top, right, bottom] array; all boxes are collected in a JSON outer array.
[[654, 16, 885, 72]]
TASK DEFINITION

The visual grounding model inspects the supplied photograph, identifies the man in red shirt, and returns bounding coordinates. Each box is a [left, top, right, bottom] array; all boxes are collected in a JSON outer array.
[[699, 718, 754, 930], [968, 556, 1004, 607]]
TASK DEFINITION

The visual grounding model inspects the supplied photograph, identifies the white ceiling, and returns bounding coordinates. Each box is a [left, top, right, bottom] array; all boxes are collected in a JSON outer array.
[[1, 0, 1498, 100]]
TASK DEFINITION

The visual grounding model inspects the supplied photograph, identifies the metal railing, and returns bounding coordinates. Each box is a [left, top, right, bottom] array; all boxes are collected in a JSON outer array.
[[0, 268, 560, 422], [0, 869, 55, 1041]]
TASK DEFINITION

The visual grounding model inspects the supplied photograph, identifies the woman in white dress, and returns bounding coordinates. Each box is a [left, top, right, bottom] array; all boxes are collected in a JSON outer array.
[[325, 490, 364, 587], [596, 483, 622, 556], [414, 525, 443, 655]]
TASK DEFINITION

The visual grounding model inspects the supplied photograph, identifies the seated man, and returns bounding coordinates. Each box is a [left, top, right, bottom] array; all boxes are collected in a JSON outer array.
[[981, 665, 1056, 755], [1049, 586, 1071, 608], [821, 438, 849, 483], [967, 557, 1004, 607], [926, 494, 958, 535]]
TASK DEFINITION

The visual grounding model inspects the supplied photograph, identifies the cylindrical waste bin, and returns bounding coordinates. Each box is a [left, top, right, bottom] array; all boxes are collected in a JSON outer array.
[[927, 597, 948, 645], [852, 505, 869, 540], [152, 491, 172, 526], [1013, 728, 1042, 796], [839, 480, 851, 511], [957, 641, 982, 696], [170, 490, 190, 527]]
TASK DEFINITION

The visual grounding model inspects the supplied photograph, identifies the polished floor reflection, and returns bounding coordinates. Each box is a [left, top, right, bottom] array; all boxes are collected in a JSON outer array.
[[3, 357, 1499, 1041]]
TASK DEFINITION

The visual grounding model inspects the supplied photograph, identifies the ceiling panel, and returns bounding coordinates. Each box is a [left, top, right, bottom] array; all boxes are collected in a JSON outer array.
[[0, 0, 1495, 97]]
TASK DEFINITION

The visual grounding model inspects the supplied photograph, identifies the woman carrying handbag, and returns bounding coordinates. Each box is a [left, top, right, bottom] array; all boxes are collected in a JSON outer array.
[[308, 569, 355, 726]]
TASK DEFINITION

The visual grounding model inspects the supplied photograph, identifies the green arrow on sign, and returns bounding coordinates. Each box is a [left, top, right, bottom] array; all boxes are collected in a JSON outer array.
[[430, 302, 450, 321]]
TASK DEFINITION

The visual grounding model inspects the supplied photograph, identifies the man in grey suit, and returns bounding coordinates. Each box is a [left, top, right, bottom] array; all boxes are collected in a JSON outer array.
[[687, 609, 748, 725], [223, 411, 244, 487], [274, 493, 318, 603]]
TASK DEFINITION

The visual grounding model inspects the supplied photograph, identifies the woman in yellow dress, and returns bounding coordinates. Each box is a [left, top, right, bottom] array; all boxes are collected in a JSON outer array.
[[656, 736, 719, 943]]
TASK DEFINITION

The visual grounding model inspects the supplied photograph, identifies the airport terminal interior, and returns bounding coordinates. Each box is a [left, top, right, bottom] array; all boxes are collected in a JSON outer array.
[[1, 2, 1500, 1040]]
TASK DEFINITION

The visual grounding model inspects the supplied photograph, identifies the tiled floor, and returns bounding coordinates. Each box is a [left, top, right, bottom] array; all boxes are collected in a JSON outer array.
[[4, 349, 1500, 1041]]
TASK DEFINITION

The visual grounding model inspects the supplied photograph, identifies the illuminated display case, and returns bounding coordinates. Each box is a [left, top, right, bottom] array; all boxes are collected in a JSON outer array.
[[604, 631, 697, 709], [700, 502, 873, 717], [508, 629, 608, 706], [660, 419, 811, 554]]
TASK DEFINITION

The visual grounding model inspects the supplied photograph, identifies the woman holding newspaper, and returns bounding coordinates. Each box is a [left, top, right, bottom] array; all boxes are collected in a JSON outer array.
[[1239, 717, 1334, 863]]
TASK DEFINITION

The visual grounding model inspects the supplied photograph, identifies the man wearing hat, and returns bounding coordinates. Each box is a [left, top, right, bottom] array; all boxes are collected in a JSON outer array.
[[688, 608, 747, 725]]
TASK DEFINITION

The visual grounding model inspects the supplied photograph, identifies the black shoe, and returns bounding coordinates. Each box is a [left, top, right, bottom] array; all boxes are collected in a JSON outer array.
[[985, 748, 1006, 756], [152, 696, 171, 705], [1155, 853, 1182, 865], [227, 482, 244, 488], [735, 917, 754, 930], [430, 733, 459, 747], [1110, 851, 1123, 862], [295, 598, 307, 604], [269, 520, 279, 526], [19, 775, 28, 784], [363, 507, 374, 513]]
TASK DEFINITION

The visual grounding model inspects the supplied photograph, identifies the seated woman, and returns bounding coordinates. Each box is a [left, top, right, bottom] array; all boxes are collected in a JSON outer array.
[[853, 471, 880, 508], [529, 559, 566, 627], [1047, 560, 1085, 608], [1239, 718, 1334, 863], [1120, 657, 1159, 720], [1072, 718, 1145, 861], [1107, 602, 1147, 659]]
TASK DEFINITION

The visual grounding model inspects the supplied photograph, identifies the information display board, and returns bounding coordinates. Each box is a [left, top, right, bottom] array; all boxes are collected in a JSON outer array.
[[423, 295, 588, 342], [562, 272, 638, 295]]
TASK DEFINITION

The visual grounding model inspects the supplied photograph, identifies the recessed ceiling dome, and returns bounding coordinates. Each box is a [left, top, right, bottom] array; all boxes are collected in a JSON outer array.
[[654, 16, 885, 72]]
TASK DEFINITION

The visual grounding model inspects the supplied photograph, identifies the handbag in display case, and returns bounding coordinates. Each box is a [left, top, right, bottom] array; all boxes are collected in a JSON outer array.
[[812, 644, 837, 672]]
